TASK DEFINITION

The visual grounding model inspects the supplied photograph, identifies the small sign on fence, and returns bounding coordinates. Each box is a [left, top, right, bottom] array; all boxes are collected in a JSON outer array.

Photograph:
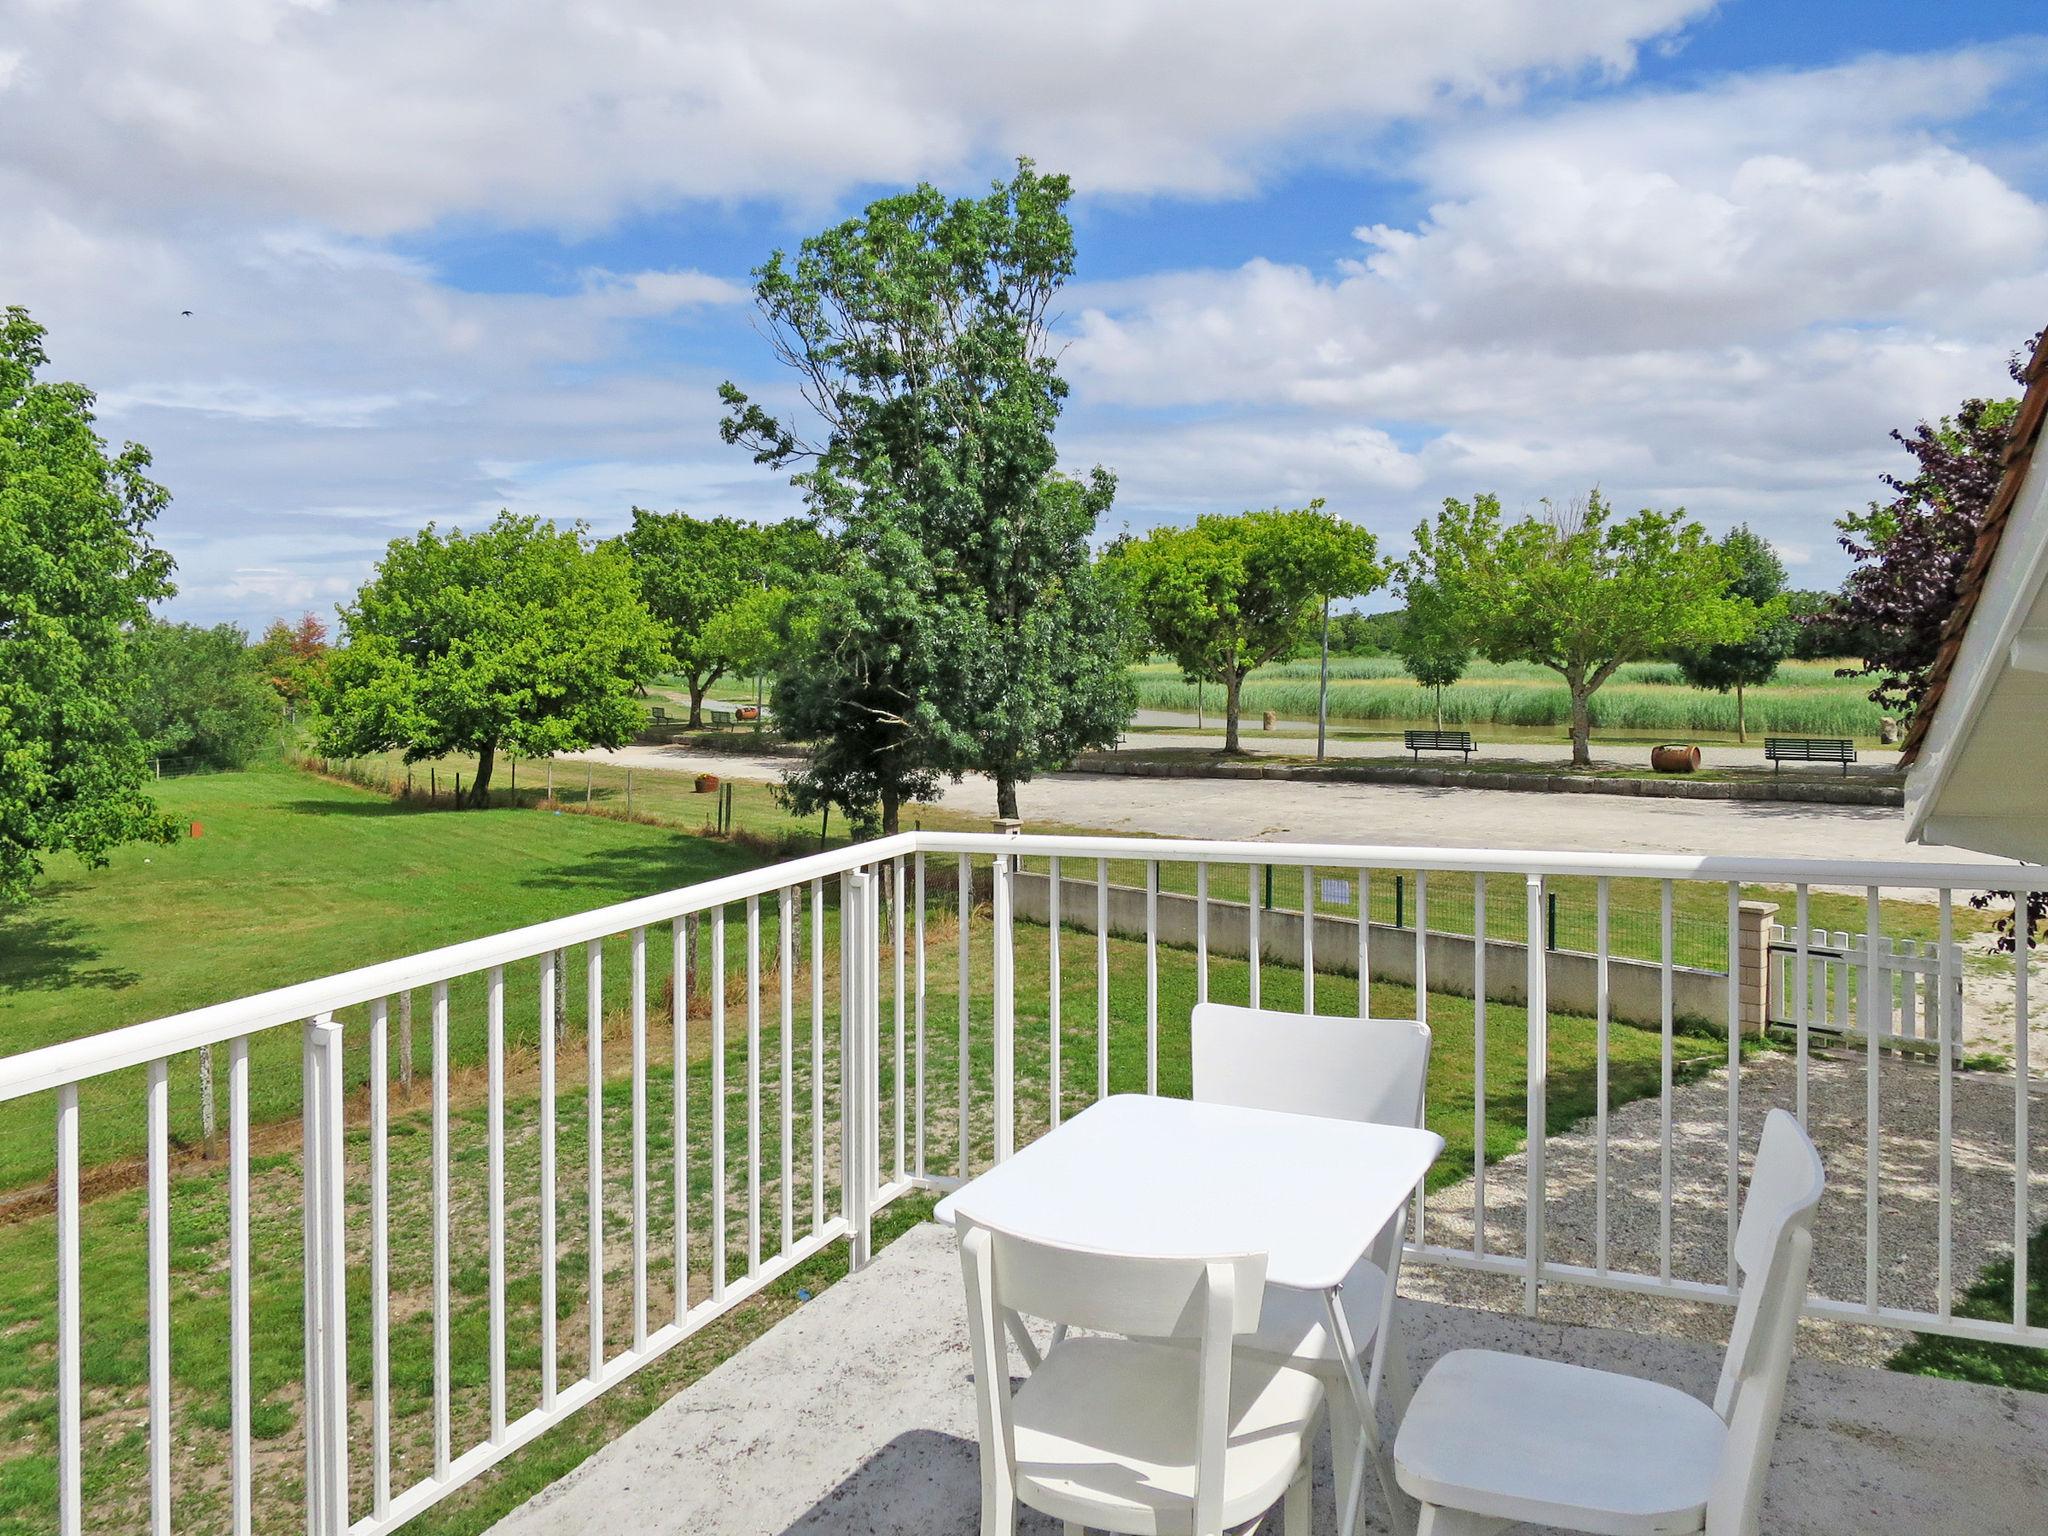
[[1320, 876, 1352, 906]]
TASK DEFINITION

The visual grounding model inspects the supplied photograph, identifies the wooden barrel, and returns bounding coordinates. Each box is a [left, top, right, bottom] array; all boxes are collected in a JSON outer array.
[[1650, 743, 1700, 773]]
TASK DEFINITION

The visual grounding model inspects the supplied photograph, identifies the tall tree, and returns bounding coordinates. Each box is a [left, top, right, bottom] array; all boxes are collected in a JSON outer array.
[[1395, 582, 1471, 729], [1674, 526, 1795, 742], [1109, 502, 1386, 752], [318, 513, 667, 805], [1826, 335, 2035, 715], [720, 160, 1133, 820], [619, 511, 811, 726], [251, 612, 330, 708], [0, 306, 176, 901], [128, 619, 279, 770], [1408, 491, 1755, 766]]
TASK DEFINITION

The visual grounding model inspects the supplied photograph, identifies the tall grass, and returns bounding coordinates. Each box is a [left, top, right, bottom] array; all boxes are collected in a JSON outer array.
[[1135, 657, 1885, 739]]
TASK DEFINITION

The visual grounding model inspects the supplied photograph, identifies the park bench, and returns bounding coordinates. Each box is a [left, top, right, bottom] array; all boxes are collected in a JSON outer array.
[[1405, 728, 1477, 762], [1765, 736, 1857, 775]]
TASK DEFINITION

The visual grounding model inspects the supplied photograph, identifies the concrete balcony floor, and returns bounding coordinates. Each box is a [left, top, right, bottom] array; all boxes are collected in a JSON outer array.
[[488, 1222, 2046, 1535]]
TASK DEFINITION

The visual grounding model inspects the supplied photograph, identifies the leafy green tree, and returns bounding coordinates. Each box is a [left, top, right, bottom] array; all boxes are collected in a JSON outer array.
[[1395, 582, 1471, 728], [619, 511, 814, 726], [318, 513, 667, 805], [771, 515, 950, 837], [1327, 609, 1405, 656], [1674, 525, 1795, 742], [250, 613, 330, 708], [1408, 491, 1754, 766], [1109, 502, 1386, 752], [721, 160, 1133, 819], [127, 619, 278, 769], [0, 306, 176, 901]]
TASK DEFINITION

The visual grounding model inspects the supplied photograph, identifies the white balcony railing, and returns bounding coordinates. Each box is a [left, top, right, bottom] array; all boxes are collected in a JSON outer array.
[[1, 831, 2041, 1535]]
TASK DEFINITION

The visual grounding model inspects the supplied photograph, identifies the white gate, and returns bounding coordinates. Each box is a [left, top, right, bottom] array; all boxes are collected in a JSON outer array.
[[1767, 925, 1964, 1059]]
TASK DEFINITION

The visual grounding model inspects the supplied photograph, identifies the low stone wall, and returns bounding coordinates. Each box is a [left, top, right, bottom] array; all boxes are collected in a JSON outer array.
[[1071, 754, 1903, 808], [1010, 870, 1768, 1031]]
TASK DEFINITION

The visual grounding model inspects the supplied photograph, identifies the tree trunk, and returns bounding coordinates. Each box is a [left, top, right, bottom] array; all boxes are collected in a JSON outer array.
[[1434, 685, 1444, 730], [1736, 681, 1747, 744], [1568, 685, 1593, 767], [468, 741, 496, 806], [1222, 671, 1244, 753], [881, 787, 900, 838], [687, 678, 708, 729], [995, 774, 1020, 821]]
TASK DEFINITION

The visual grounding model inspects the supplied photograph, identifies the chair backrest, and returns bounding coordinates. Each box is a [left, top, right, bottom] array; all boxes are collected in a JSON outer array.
[[1706, 1109, 1825, 1536], [958, 1218, 1267, 1536], [1191, 1002, 1431, 1130]]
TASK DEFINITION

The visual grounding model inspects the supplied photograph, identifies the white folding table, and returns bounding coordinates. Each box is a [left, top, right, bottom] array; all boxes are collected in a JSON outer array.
[[935, 1094, 1443, 1536]]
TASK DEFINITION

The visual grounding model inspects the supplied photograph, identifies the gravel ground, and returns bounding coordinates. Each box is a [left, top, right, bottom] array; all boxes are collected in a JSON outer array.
[[1405, 1048, 2048, 1367]]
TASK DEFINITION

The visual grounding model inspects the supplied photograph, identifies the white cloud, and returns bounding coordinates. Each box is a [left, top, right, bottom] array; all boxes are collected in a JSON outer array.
[[0, 1, 1709, 231], [1064, 49, 2048, 559]]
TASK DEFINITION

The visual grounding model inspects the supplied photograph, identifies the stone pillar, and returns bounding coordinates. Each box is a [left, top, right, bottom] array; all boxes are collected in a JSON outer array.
[[992, 817, 1022, 836], [1738, 900, 1780, 1036]]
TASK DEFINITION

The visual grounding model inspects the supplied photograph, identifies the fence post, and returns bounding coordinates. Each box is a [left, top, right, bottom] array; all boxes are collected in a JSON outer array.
[[302, 1014, 348, 1535], [626, 769, 634, 819], [991, 824, 1019, 1161], [1523, 874, 1547, 1317], [1394, 874, 1404, 930], [1546, 891, 1558, 951], [1738, 901, 1779, 1035], [844, 872, 874, 1267], [545, 762, 553, 803], [586, 764, 593, 806], [398, 989, 414, 1096]]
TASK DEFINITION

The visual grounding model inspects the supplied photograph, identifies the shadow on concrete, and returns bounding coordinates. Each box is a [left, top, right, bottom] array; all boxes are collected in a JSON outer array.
[[776, 1428, 1061, 1535]]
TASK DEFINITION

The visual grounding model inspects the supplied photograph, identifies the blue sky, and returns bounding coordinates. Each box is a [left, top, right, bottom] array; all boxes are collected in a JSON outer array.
[[4, 0, 2044, 629]]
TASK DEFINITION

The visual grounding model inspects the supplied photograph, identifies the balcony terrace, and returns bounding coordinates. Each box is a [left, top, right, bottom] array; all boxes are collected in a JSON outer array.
[[2, 830, 2044, 1535]]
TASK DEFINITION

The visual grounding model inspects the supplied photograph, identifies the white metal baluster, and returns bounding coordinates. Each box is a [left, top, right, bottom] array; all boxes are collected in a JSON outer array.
[[148, 1055, 170, 1536], [1356, 867, 1370, 1018], [56, 1083, 81, 1536], [1523, 875, 1547, 1316], [1196, 860, 1209, 1005], [1145, 860, 1158, 1093], [1938, 891, 1954, 1320], [302, 1023, 324, 1533], [782, 887, 796, 1255], [541, 950, 560, 1401], [1865, 887, 1882, 1313], [309, 1017, 347, 1533], [1725, 884, 1740, 1293], [631, 927, 649, 1342], [745, 900, 761, 1278], [671, 919, 688, 1321], [371, 1000, 392, 1516], [1794, 886, 1810, 1126], [229, 1037, 251, 1536], [1302, 864, 1315, 1013], [2015, 888, 2032, 1328], [812, 878, 825, 1232], [1049, 855, 1063, 1128], [893, 856, 906, 1182], [1412, 869, 1428, 1244], [587, 938, 607, 1372], [958, 853, 971, 1178], [432, 980, 451, 1477], [710, 910, 726, 1301], [845, 872, 875, 1266], [1249, 863, 1262, 1009], [993, 850, 1016, 1157], [1659, 881, 1674, 1283], [1473, 873, 1488, 1255], [1096, 859, 1109, 1100], [1595, 878, 1610, 1275], [914, 856, 927, 1178], [489, 965, 507, 1439]]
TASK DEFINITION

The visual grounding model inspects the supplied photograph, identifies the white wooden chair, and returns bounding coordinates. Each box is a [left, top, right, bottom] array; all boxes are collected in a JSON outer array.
[[1190, 1003, 1432, 1520], [959, 1217, 1324, 1536], [1392, 1108, 1826, 1536]]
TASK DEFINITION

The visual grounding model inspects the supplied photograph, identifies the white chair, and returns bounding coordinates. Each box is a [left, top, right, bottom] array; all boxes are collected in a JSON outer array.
[[1190, 1003, 1432, 1521], [1392, 1108, 1826, 1536], [959, 1217, 1324, 1536]]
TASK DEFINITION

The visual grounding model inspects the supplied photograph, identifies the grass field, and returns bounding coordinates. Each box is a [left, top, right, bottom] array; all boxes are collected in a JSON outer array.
[[1133, 656, 1893, 743]]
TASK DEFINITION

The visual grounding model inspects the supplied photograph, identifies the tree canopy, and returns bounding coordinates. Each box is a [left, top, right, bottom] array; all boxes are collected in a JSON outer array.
[[1394, 580, 1471, 729], [720, 160, 1133, 823], [1407, 491, 1754, 766], [251, 612, 330, 708], [317, 512, 667, 805], [1827, 339, 2033, 715], [127, 619, 278, 770], [1673, 526, 1794, 741], [1109, 502, 1386, 751], [619, 511, 818, 726], [0, 305, 176, 901]]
